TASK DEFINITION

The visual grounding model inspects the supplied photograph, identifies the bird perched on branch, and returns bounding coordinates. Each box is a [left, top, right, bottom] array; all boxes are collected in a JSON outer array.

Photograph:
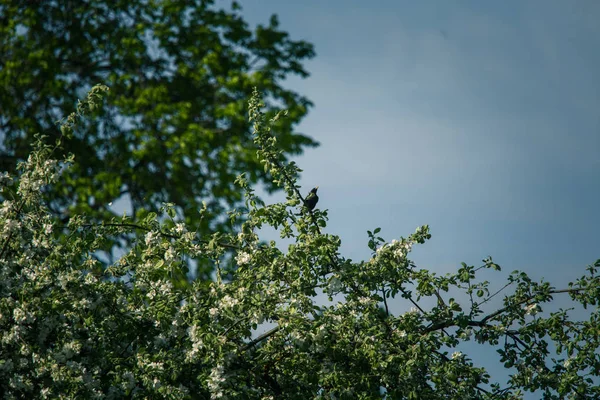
[[304, 187, 319, 211]]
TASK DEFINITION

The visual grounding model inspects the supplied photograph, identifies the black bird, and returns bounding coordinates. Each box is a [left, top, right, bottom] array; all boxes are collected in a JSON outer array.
[[304, 187, 319, 211]]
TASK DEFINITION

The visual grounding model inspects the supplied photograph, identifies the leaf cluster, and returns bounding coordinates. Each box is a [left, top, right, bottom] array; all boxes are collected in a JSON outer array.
[[0, 0, 317, 268], [0, 87, 599, 399]]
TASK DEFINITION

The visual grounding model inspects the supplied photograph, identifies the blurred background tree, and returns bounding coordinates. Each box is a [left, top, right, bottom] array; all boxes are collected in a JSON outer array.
[[0, 0, 316, 276]]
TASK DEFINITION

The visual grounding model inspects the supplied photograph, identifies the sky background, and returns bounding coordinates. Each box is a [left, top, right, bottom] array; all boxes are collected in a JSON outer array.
[[239, 0, 599, 280], [238, 0, 600, 394]]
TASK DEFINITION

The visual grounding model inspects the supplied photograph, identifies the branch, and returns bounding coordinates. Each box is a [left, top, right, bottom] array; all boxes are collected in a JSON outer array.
[[242, 326, 280, 352], [479, 287, 588, 325], [382, 286, 389, 316], [479, 281, 513, 307], [65, 222, 240, 250], [424, 286, 590, 333]]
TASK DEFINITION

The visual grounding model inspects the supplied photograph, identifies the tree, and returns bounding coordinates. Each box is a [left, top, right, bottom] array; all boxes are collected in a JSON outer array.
[[1, 87, 599, 399], [0, 0, 317, 271]]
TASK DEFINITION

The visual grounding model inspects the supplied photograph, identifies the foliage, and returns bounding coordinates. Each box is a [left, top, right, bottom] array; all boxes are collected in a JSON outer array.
[[1, 87, 599, 399], [0, 0, 317, 271]]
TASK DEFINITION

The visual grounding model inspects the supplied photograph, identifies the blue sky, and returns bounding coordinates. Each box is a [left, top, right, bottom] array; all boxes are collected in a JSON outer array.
[[240, 0, 600, 393], [241, 0, 599, 278]]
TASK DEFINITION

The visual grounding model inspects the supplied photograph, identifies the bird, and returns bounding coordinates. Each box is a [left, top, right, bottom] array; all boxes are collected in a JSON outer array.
[[304, 187, 319, 211]]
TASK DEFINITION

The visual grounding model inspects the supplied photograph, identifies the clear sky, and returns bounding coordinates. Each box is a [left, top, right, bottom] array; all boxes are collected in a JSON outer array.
[[240, 1, 600, 394]]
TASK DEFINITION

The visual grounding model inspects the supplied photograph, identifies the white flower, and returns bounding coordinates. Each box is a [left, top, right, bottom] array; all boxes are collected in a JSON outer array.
[[208, 364, 226, 398], [165, 247, 176, 262], [148, 361, 164, 371], [43, 223, 53, 235], [159, 281, 172, 295], [186, 339, 203, 362], [0, 171, 12, 185], [408, 307, 420, 314], [251, 311, 265, 325], [235, 251, 251, 265], [188, 325, 202, 343], [152, 377, 161, 389], [397, 330, 407, 338], [175, 223, 186, 234], [40, 387, 51, 399], [13, 308, 28, 324], [0, 200, 13, 215], [393, 248, 405, 258], [84, 273, 98, 285], [460, 328, 473, 339], [221, 295, 239, 309], [146, 281, 171, 300], [209, 308, 219, 318], [18, 174, 42, 193], [3, 219, 19, 234], [358, 297, 372, 305], [145, 231, 157, 246], [452, 351, 463, 360], [524, 303, 539, 316]]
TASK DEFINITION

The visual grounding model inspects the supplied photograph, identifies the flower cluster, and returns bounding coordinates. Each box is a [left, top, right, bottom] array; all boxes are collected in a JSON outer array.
[[0, 88, 598, 399]]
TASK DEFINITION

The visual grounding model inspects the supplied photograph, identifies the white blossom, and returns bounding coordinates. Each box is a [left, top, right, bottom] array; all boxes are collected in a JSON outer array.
[[18, 173, 42, 193], [164, 247, 176, 261], [375, 245, 387, 255], [452, 351, 463, 360], [221, 295, 239, 309], [358, 297, 372, 305], [564, 358, 572, 368], [524, 303, 539, 316], [13, 308, 29, 324], [43, 223, 53, 235], [460, 328, 473, 339], [175, 223, 186, 234], [148, 361, 164, 371], [147, 281, 172, 299], [0, 200, 13, 215], [235, 251, 251, 265], [40, 387, 50, 399], [0, 171, 12, 185], [145, 231, 157, 246], [3, 219, 20, 235], [208, 364, 226, 399], [251, 311, 265, 325], [152, 377, 161, 389], [185, 325, 204, 361]]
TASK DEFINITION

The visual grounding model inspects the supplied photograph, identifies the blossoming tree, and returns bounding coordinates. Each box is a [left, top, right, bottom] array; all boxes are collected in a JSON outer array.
[[0, 86, 599, 399]]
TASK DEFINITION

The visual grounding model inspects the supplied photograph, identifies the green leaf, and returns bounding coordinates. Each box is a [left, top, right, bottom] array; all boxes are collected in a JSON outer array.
[[0, 0, 317, 273]]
